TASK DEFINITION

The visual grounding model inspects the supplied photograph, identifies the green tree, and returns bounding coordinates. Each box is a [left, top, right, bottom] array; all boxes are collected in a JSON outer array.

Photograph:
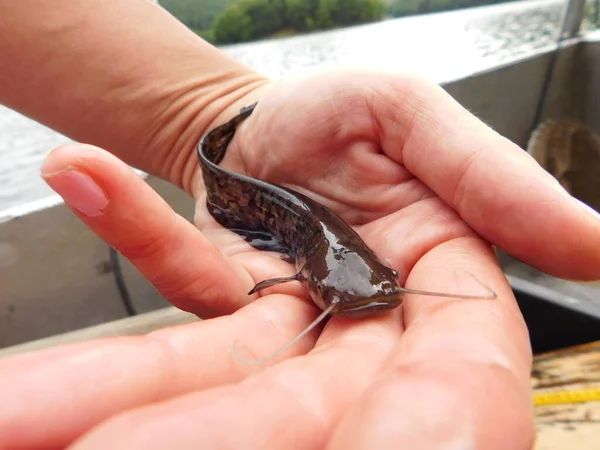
[[213, 0, 386, 44], [214, 0, 290, 43], [314, 0, 338, 29], [385, 0, 421, 17], [335, 0, 384, 24], [213, 4, 255, 44], [244, 0, 286, 37], [285, 0, 315, 30], [159, 0, 238, 30]]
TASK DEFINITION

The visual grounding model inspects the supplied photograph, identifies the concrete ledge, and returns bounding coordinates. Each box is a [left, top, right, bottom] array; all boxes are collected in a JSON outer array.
[[0, 174, 194, 348]]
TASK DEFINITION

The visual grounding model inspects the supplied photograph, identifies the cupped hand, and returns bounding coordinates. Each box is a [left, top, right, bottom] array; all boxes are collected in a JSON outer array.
[[2, 70, 599, 450]]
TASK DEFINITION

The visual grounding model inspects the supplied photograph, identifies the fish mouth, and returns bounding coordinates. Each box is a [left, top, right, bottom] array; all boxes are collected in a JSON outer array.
[[335, 296, 403, 319]]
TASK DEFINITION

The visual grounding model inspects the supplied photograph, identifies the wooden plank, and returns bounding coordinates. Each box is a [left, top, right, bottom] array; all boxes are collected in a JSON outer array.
[[533, 341, 600, 449]]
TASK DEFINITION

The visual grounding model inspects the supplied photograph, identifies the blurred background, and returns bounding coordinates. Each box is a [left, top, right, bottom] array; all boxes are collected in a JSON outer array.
[[1, 0, 600, 358], [1, 0, 598, 212]]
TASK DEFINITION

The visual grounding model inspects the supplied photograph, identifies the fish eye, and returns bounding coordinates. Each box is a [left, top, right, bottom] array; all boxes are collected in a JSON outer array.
[[392, 269, 398, 277]]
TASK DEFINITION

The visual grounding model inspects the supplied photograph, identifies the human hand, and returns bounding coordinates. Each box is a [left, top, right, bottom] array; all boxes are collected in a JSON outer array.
[[2, 71, 600, 449]]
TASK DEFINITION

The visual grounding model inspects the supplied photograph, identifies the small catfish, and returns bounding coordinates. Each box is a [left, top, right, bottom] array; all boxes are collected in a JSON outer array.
[[197, 102, 496, 364]]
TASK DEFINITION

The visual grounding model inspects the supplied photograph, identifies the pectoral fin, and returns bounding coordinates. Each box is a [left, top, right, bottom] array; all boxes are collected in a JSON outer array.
[[248, 271, 305, 295]]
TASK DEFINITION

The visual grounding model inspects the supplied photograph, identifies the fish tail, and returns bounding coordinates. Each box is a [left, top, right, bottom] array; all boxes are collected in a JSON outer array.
[[199, 102, 258, 165]]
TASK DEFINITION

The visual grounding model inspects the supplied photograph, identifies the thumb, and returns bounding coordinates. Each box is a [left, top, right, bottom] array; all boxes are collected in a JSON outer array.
[[41, 144, 253, 317]]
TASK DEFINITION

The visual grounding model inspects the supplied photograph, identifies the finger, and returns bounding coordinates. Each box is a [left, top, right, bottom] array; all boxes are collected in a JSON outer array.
[[66, 312, 403, 449], [0, 294, 318, 450], [41, 143, 251, 317], [357, 195, 475, 283], [328, 237, 535, 450], [371, 72, 600, 280]]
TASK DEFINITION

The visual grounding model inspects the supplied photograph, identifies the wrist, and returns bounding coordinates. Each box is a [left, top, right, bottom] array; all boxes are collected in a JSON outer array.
[[147, 71, 270, 197], [0, 0, 270, 195]]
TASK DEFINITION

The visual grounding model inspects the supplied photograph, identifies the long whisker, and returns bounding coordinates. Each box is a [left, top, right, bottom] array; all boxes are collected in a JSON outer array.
[[231, 299, 340, 365], [399, 271, 497, 300]]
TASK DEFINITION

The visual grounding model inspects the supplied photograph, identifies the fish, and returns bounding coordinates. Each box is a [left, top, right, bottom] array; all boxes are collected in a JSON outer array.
[[197, 102, 496, 363]]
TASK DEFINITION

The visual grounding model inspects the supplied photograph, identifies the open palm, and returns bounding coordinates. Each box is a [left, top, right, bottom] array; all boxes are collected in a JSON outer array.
[[2, 71, 599, 450]]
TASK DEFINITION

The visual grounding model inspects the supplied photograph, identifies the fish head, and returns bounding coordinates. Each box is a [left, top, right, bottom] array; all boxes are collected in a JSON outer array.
[[303, 248, 404, 319]]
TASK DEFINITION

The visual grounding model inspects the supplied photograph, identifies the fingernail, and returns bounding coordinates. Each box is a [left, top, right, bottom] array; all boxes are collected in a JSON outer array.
[[42, 169, 108, 217], [574, 197, 600, 223]]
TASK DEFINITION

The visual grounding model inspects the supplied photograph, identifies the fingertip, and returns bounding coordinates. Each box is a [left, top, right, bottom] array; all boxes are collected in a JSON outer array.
[[41, 143, 111, 174], [40, 143, 146, 220], [42, 167, 110, 218], [39, 142, 251, 317]]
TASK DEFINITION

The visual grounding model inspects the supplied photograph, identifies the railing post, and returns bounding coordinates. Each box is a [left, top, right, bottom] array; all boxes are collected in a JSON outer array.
[[560, 0, 587, 39]]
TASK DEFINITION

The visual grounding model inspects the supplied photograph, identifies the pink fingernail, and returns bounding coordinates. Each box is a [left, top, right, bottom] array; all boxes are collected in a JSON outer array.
[[42, 169, 109, 217]]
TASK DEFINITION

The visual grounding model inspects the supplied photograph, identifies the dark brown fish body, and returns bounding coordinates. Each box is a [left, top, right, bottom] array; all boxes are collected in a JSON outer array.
[[197, 103, 404, 318], [197, 103, 495, 363]]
